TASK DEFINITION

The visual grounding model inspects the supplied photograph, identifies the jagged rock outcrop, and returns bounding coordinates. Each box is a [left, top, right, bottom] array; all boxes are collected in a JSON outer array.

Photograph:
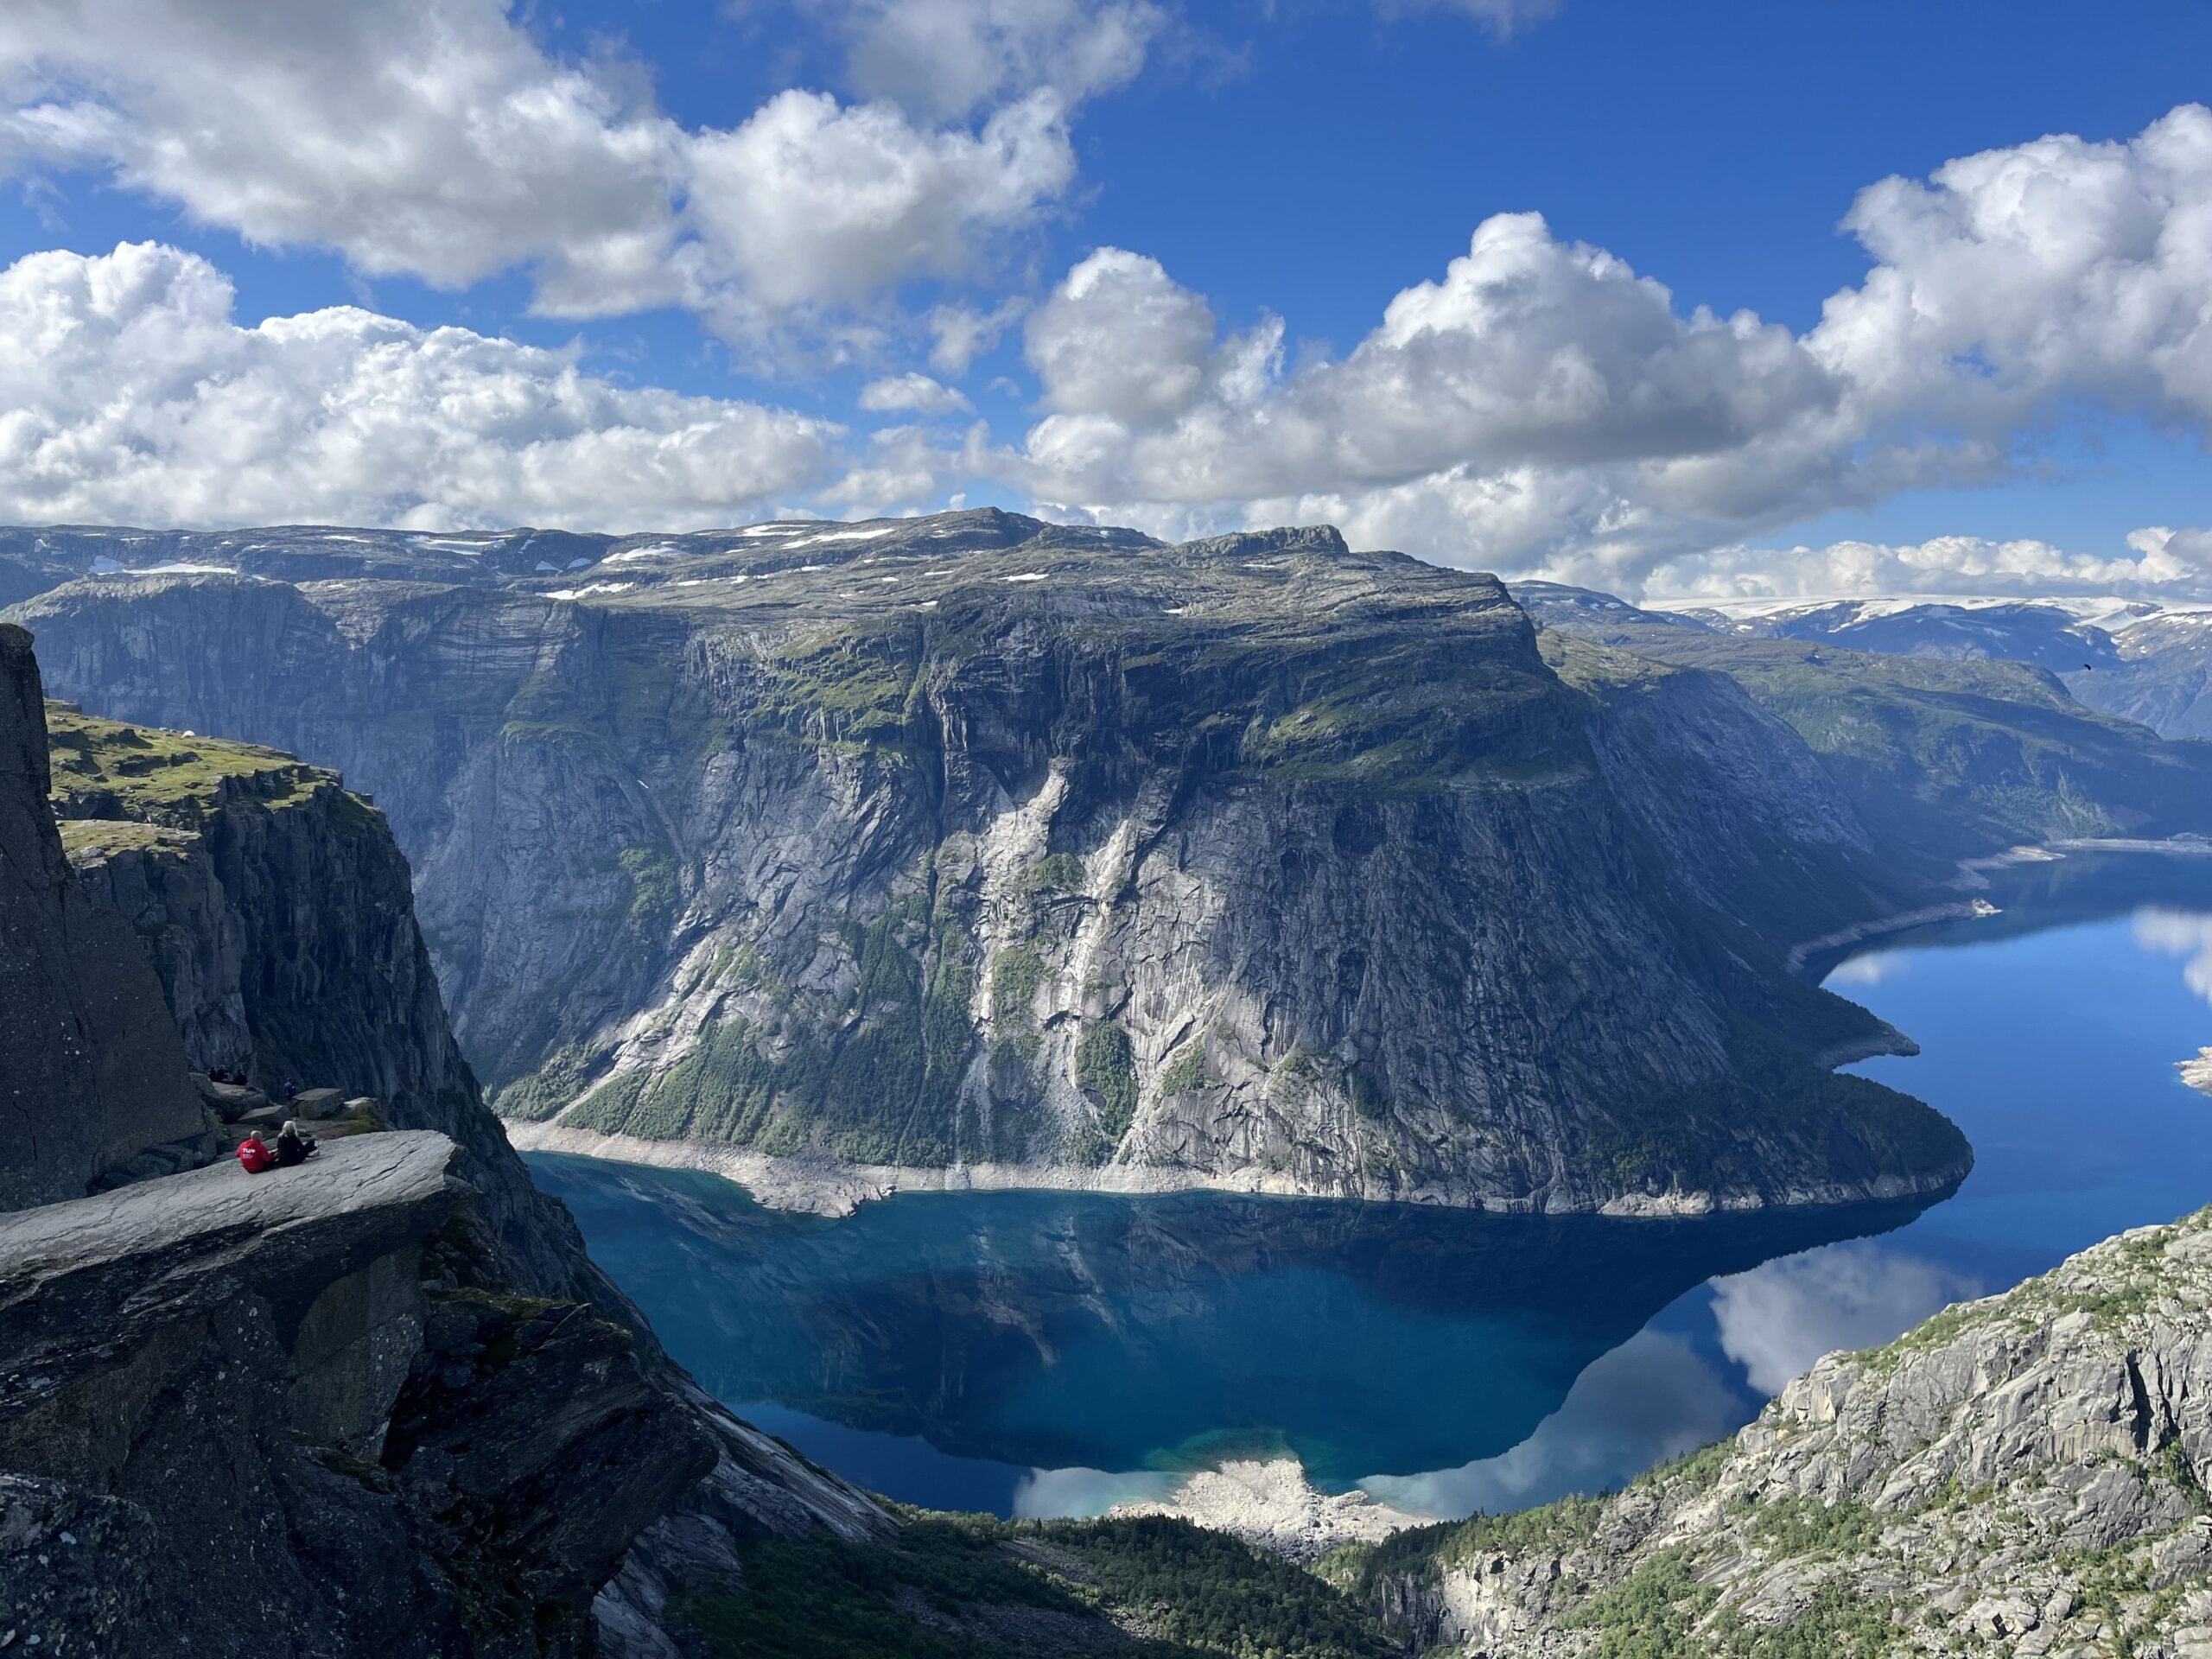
[[42, 700, 637, 1316], [0, 624, 204, 1207], [3, 516, 1976, 1214], [0, 1131, 715, 1656], [1345, 1206, 2212, 1656]]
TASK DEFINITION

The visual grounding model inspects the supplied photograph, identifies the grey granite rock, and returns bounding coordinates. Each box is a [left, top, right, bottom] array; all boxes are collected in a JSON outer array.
[[0, 623, 204, 1209], [46, 701, 647, 1319], [1352, 1207, 2212, 1656], [3, 517, 1987, 1212]]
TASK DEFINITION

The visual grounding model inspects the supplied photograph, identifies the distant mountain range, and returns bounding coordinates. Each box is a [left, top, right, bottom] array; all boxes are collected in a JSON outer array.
[[1627, 589, 2212, 739], [4, 514, 2209, 1221]]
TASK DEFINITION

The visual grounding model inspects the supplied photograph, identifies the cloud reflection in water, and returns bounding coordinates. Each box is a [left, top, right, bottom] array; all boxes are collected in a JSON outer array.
[[1359, 1326, 1751, 1518], [2132, 908, 2212, 1007], [1711, 1241, 1984, 1394]]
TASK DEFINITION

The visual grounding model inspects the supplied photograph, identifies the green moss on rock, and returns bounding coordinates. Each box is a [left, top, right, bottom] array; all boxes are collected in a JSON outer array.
[[1075, 1021, 1138, 1155]]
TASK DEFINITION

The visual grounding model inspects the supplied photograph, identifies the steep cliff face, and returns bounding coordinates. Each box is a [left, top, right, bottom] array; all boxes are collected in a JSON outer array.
[[0, 625, 204, 1207], [0, 633, 889, 1655], [44, 702, 632, 1310], [7, 518, 1968, 1212], [1345, 1205, 2212, 1656]]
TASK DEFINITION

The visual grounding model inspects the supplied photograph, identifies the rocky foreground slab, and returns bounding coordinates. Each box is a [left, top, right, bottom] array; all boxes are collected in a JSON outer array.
[[1340, 1205, 2212, 1656]]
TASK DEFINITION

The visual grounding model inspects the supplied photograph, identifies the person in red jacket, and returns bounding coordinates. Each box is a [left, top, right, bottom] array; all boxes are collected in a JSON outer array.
[[236, 1131, 275, 1173]]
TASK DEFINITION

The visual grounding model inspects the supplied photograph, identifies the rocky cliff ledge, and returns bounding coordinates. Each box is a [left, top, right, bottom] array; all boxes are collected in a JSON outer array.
[[1339, 1206, 2212, 1656], [0, 623, 892, 1655], [43, 695, 629, 1313], [0, 1132, 710, 1655]]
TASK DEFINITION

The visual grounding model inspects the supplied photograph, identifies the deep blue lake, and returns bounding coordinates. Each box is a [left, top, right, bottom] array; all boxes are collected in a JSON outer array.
[[529, 849, 2212, 1520]]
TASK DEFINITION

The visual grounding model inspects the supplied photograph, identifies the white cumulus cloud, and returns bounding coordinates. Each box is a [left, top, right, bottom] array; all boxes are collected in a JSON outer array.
[[677, 87, 1075, 331], [859, 372, 976, 414], [0, 241, 838, 530], [835, 0, 1166, 122], [1643, 524, 2212, 604], [995, 105, 2212, 592], [2133, 909, 2212, 1007], [0, 0, 1084, 343]]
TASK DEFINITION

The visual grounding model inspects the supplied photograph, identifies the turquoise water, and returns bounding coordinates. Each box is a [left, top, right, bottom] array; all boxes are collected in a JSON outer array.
[[529, 850, 2212, 1519]]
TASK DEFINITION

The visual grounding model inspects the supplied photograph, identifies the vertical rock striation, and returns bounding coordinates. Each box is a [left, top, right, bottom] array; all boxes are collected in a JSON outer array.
[[0, 624, 203, 1206], [3, 519, 1986, 1213]]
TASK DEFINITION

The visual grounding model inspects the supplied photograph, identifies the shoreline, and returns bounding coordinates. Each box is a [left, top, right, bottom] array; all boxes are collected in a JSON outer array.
[[505, 840, 2212, 1224], [1105, 1459, 1433, 1564], [1785, 899, 1999, 976], [1787, 833, 2212, 980], [505, 1119, 1959, 1222]]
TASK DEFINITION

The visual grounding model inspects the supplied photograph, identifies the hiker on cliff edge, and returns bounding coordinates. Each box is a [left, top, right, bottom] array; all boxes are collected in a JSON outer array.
[[236, 1131, 275, 1174], [275, 1121, 319, 1167]]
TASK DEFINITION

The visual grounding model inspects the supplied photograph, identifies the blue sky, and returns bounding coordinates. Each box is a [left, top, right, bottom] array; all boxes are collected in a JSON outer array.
[[1, 0, 2209, 599]]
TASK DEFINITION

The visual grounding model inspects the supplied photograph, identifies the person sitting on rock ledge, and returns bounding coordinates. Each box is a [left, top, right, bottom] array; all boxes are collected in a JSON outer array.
[[236, 1130, 275, 1174], [275, 1121, 319, 1167]]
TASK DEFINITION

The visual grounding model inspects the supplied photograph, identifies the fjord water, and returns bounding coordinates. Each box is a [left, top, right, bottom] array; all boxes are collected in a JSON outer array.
[[530, 851, 2212, 1519]]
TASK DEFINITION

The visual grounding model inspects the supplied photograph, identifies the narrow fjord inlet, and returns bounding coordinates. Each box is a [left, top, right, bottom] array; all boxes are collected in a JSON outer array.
[[8, 8, 2212, 1651], [530, 851, 2212, 1528]]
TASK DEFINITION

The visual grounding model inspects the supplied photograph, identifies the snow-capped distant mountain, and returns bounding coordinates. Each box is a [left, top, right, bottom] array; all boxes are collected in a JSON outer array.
[[1642, 594, 2139, 674], [1633, 594, 2212, 737]]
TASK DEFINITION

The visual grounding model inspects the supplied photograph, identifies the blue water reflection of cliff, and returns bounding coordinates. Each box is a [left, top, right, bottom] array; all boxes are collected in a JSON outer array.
[[531, 849, 2212, 1518]]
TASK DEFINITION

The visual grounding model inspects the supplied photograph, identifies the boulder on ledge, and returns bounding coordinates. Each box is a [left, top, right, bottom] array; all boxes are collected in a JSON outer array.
[[290, 1087, 346, 1120]]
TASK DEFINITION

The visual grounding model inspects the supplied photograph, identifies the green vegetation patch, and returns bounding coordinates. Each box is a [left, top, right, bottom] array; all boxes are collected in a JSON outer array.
[[754, 622, 927, 760], [1632, 1438, 1735, 1496], [1225, 627, 1576, 797], [989, 944, 1046, 1024], [56, 817, 194, 860], [1740, 1497, 1885, 1560], [1074, 1020, 1138, 1156], [1700, 1577, 1902, 1658], [1023, 851, 1087, 890], [1561, 1546, 1717, 1656], [493, 1041, 610, 1123], [613, 844, 680, 943], [1159, 1039, 1207, 1098], [676, 1513, 1397, 1659], [45, 702, 319, 824]]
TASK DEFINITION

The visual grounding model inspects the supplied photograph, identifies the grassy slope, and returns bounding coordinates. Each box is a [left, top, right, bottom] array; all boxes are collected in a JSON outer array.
[[44, 701, 332, 822]]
